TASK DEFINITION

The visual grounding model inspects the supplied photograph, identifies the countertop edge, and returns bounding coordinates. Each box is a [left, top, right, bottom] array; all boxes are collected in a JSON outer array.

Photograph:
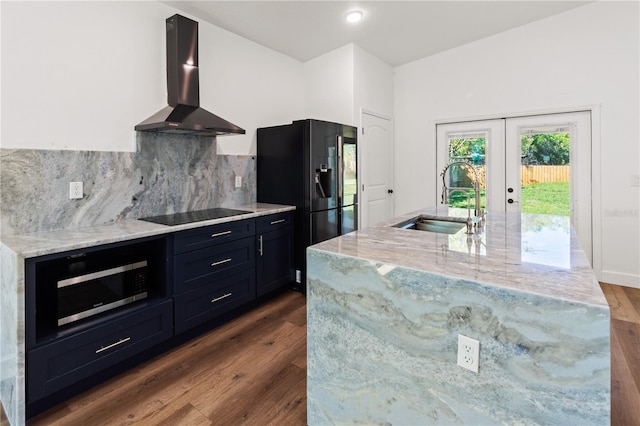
[[1, 204, 295, 259], [307, 207, 608, 308], [307, 245, 608, 309]]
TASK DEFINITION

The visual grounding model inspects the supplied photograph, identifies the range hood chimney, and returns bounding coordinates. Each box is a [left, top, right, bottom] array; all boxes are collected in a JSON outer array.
[[135, 14, 245, 136]]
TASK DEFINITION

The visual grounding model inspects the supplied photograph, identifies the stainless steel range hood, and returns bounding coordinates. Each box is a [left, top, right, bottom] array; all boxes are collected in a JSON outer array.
[[135, 14, 245, 136]]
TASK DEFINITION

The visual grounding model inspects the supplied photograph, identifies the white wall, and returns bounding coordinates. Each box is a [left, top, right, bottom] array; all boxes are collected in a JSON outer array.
[[394, 1, 639, 287], [200, 20, 304, 155], [302, 43, 394, 128], [303, 44, 355, 126], [353, 44, 394, 120], [0, 1, 304, 154]]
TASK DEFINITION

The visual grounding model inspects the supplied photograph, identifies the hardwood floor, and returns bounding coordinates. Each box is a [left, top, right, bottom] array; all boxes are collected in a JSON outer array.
[[1, 284, 638, 425], [600, 282, 640, 425]]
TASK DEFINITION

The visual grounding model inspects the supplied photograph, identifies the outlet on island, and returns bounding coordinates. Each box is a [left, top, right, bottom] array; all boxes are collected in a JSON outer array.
[[235, 176, 242, 188], [457, 334, 480, 373]]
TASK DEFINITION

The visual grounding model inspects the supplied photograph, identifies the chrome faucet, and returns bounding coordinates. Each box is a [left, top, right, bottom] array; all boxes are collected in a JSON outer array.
[[440, 161, 485, 231]]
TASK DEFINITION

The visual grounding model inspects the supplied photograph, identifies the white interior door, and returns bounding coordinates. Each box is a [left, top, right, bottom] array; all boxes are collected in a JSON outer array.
[[361, 112, 394, 228]]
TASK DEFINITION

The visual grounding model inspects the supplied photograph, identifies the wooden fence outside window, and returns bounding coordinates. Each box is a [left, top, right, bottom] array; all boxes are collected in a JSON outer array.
[[452, 165, 570, 187], [520, 165, 570, 185]]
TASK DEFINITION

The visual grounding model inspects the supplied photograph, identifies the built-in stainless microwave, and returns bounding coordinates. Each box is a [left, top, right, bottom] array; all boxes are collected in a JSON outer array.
[[56, 260, 148, 326]]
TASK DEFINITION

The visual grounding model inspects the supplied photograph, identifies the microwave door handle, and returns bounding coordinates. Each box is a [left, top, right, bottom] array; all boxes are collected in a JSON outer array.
[[57, 261, 147, 288]]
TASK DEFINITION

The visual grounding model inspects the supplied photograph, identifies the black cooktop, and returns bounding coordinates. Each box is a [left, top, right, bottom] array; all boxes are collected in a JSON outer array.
[[139, 208, 252, 226]]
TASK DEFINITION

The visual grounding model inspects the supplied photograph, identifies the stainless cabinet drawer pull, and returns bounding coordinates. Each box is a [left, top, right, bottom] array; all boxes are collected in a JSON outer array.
[[270, 219, 286, 225], [96, 337, 131, 354], [258, 235, 263, 256], [211, 258, 232, 267], [211, 292, 233, 303], [211, 230, 232, 238]]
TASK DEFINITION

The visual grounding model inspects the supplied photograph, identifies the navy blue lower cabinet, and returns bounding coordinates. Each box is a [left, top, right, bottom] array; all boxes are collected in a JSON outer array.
[[24, 214, 295, 416], [27, 300, 173, 403], [173, 269, 256, 334], [173, 219, 255, 254], [256, 213, 295, 297], [173, 237, 255, 294]]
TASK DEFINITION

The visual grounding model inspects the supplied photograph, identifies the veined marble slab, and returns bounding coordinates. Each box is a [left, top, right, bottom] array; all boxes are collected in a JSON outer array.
[[312, 208, 606, 307], [307, 208, 609, 425], [0, 132, 256, 235]]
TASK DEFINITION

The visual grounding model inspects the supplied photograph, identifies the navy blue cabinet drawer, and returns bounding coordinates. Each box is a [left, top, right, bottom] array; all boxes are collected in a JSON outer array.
[[174, 237, 255, 294], [27, 300, 173, 403], [174, 269, 256, 334], [174, 219, 255, 254], [256, 211, 294, 233]]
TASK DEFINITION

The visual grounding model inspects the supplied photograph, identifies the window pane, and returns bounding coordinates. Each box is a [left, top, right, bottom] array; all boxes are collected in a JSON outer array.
[[520, 132, 570, 216]]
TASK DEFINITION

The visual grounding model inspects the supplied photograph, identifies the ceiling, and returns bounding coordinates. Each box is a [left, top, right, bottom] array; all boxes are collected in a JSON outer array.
[[162, 1, 591, 67]]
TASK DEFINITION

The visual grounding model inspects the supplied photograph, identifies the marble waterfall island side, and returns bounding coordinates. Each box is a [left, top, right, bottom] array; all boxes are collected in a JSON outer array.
[[307, 209, 610, 425]]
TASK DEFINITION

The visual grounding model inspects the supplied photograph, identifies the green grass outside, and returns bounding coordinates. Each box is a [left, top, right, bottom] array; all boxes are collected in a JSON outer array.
[[521, 181, 570, 216], [449, 181, 570, 216]]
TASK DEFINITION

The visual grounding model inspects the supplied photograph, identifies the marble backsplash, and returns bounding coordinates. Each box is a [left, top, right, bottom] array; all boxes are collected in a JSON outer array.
[[0, 133, 256, 235]]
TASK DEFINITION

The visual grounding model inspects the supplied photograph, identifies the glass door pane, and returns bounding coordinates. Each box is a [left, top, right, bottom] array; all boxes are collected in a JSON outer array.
[[445, 136, 486, 211], [505, 111, 592, 262], [519, 128, 571, 216], [436, 120, 505, 212]]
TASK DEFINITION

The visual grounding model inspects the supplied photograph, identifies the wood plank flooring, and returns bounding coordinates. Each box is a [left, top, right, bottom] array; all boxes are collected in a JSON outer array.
[[600, 282, 640, 425], [1, 284, 639, 425]]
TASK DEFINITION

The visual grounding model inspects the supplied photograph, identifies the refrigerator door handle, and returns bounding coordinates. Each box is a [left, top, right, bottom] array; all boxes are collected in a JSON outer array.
[[337, 136, 343, 207]]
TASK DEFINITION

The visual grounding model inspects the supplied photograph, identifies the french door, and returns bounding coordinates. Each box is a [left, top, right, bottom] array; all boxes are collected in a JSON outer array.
[[437, 111, 592, 262]]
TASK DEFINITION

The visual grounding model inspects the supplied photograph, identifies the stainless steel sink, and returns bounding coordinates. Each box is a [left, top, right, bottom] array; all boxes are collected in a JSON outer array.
[[393, 215, 467, 234]]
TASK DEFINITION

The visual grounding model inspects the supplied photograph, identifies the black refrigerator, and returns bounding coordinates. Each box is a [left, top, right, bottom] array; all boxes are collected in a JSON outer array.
[[257, 119, 358, 291]]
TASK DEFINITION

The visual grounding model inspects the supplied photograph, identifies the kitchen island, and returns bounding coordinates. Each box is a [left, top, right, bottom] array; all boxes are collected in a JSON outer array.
[[307, 208, 609, 425]]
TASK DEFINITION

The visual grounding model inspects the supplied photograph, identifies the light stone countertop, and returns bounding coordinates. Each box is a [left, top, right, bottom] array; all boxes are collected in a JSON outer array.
[[1, 203, 295, 259], [309, 206, 606, 307]]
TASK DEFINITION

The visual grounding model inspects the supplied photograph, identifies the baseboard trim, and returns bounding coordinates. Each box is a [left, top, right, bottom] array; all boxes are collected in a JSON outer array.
[[599, 271, 640, 289]]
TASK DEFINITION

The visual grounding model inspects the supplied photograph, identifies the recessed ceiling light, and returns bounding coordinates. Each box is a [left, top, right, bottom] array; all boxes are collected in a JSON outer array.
[[345, 10, 363, 24]]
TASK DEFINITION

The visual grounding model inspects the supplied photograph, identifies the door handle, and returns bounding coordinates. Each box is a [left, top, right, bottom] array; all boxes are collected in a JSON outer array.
[[508, 199, 519, 204], [337, 135, 343, 205], [258, 235, 263, 256], [388, 189, 394, 194]]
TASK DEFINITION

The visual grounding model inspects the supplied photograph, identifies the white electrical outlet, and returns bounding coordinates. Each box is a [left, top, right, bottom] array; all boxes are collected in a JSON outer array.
[[457, 334, 480, 373], [69, 181, 83, 199], [235, 176, 242, 188]]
